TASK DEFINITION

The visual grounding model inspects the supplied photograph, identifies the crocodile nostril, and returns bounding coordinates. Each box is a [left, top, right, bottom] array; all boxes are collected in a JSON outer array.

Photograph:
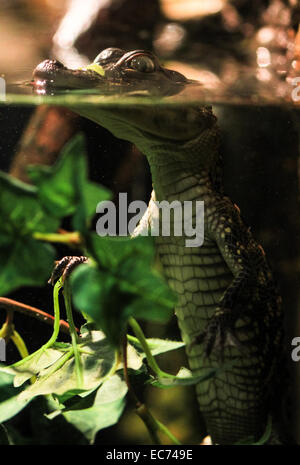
[[33, 59, 66, 77]]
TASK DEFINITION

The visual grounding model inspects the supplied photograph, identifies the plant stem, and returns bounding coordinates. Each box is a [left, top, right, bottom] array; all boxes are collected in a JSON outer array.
[[122, 336, 161, 445], [10, 330, 29, 359], [10, 330, 36, 384], [128, 318, 175, 379], [0, 313, 14, 342], [10, 278, 63, 367], [122, 334, 180, 445], [33, 231, 82, 246], [154, 418, 182, 445], [136, 402, 182, 445], [0, 312, 35, 381], [135, 404, 162, 445], [63, 281, 83, 388], [122, 336, 140, 405], [44, 277, 63, 348]]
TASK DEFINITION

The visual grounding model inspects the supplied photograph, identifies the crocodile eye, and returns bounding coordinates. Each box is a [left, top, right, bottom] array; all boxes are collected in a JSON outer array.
[[129, 56, 155, 73]]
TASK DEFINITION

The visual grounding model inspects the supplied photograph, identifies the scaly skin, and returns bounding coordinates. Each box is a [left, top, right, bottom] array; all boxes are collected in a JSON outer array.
[[145, 127, 283, 444], [33, 49, 284, 444], [133, 107, 283, 444]]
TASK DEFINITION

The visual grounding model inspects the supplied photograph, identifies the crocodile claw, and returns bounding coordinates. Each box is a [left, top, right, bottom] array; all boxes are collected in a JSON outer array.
[[48, 256, 89, 285], [193, 307, 247, 360]]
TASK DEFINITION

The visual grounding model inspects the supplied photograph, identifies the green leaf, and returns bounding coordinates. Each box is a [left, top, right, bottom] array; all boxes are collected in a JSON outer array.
[[71, 233, 176, 345], [0, 371, 32, 422], [89, 234, 155, 269], [71, 259, 176, 346], [8, 328, 141, 404], [71, 264, 134, 346], [122, 296, 173, 324], [0, 237, 55, 295], [69, 265, 108, 316], [27, 133, 111, 229], [16, 330, 117, 401], [0, 172, 57, 233], [149, 367, 221, 389], [0, 172, 57, 294], [118, 257, 177, 310], [0, 347, 65, 387], [61, 374, 127, 443], [128, 336, 185, 357]]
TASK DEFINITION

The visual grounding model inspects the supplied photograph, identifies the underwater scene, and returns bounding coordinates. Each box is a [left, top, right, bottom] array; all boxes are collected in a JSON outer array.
[[0, 0, 300, 448]]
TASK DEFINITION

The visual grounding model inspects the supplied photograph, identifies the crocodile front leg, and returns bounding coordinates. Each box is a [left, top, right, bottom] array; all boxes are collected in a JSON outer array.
[[203, 196, 283, 357]]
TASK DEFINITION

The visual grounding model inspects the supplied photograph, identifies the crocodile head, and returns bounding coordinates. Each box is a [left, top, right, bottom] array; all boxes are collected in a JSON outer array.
[[32, 48, 217, 170], [32, 47, 188, 96]]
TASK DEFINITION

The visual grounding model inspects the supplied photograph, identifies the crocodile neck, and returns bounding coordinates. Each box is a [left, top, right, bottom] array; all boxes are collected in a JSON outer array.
[[149, 155, 212, 202], [140, 123, 222, 203]]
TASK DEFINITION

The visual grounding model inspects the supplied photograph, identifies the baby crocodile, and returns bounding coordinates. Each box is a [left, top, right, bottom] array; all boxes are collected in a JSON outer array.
[[32, 48, 284, 444]]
